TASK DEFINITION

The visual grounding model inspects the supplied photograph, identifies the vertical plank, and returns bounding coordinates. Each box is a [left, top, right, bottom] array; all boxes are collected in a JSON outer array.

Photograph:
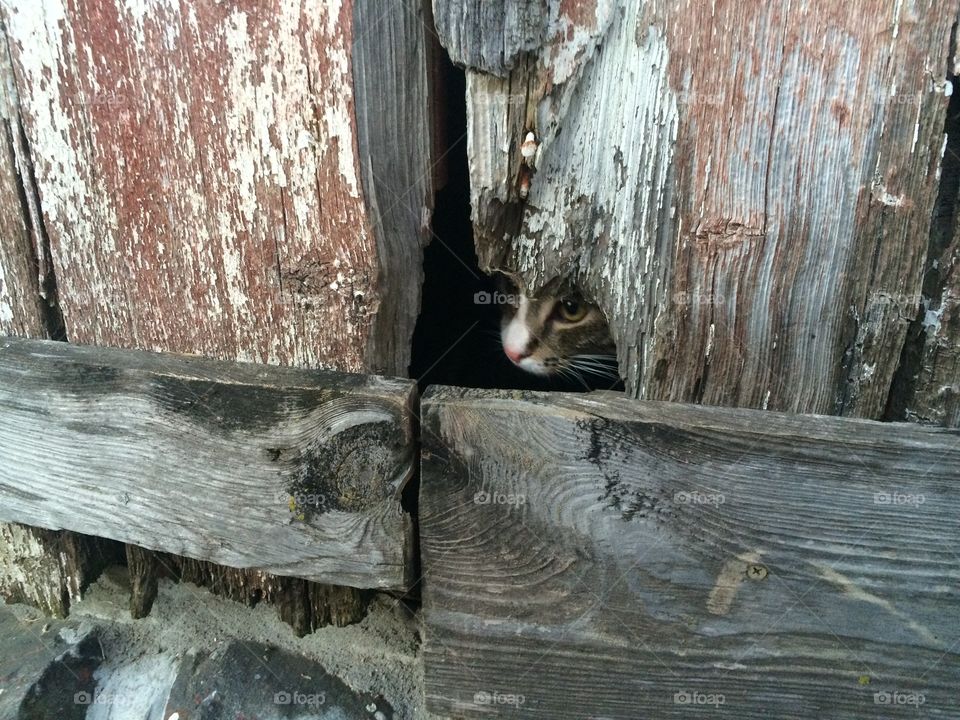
[[910, 227, 960, 427], [1, 0, 432, 375], [442, 0, 958, 418], [0, 21, 46, 339]]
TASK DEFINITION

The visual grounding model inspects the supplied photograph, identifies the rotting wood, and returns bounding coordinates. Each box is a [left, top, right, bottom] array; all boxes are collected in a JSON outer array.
[[909, 224, 960, 427], [420, 386, 960, 719], [0, 18, 54, 341], [439, 0, 959, 418], [0, 337, 417, 592], [0, 524, 119, 618]]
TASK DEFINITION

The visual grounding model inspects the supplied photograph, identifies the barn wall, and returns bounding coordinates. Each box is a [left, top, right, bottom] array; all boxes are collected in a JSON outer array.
[[1, 0, 432, 375], [440, 0, 959, 419]]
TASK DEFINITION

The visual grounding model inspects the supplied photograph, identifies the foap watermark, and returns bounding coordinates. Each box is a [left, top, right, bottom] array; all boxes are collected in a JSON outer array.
[[68, 90, 129, 109], [676, 90, 724, 107], [672, 291, 725, 306], [673, 690, 725, 706], [474, 490, 526, 506], [74, 691, 134, 707], [872, 292, 923, 309], [473, 93, 529, 108], [474, 690, 526, 707], [674, 490, 725, 507], [274, 690, 327, 707], [276, 491, 329, 510], [874, 690, 925, 707], [873, 491, 925, 507], [473, 290, 520, 306]]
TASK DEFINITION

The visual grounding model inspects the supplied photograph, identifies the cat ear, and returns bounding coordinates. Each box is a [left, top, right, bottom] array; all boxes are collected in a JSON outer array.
[[493, 269, 523, 290]]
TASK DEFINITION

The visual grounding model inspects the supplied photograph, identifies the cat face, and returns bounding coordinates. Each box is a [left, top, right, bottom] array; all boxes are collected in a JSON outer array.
[[498, 275, 618, 381]]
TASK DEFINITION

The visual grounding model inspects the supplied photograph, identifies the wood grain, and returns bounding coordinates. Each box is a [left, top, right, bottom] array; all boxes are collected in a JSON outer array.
[[907, 157, 960, 428], [445, 0, 958, 418], [0, 28, 115, 617], [0, 0, 432, 376], [420, 386, 960, 718], [0, 17, 47, 341], [352, 0, 434, 375], [0, 337, 416, 591]]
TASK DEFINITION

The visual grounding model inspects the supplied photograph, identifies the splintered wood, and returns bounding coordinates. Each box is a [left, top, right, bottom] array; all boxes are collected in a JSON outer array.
[[441, 0, 959, 417]]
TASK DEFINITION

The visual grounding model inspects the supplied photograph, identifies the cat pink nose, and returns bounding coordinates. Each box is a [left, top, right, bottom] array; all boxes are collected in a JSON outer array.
[[505, 346, 530, 364]]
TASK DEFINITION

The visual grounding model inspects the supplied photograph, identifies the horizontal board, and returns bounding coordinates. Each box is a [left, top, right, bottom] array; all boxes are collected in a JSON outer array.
[[0, 337, 416, 591], [420, 387, 960, 718]]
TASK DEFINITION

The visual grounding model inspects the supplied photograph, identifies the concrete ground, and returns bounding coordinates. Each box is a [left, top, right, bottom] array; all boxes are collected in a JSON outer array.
[[0, 566, 428, 720]]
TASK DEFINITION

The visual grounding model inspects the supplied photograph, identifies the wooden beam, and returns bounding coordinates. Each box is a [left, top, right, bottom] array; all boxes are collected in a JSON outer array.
[[420, 387, 960, 718], [0, 337, 416, 592]]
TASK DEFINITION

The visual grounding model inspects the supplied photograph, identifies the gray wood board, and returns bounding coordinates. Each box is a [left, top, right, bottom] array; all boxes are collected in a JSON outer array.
[[444, 0, 959, 417], [420, 386, 960, 718], [0, 337, 417, 591]]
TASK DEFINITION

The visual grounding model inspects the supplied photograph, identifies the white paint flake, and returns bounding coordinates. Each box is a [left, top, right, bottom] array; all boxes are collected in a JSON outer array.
[[891, 0, 904, 39], [871, 179, 904, 207]]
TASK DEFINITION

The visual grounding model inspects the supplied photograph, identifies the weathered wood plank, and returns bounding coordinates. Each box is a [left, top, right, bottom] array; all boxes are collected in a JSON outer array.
[[911, 228, 960, 428], [443, 0, 958, 418], [352, 0, 435, 375], [0, 0, 432, 376], [0, 337, 416, 591], [420, 387, 960, 718], [0, 16, 47, 341], [904, 108, 960, 428]]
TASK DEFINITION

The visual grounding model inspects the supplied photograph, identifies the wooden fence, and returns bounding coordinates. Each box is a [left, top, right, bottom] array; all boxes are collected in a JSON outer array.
[[1, 0, 960, 717], [420, 387, 960, 718], [0, 337, 415, 590], [0, 340, 958, 717]]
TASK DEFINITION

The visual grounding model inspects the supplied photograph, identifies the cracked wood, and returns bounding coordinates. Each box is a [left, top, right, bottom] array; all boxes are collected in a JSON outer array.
[[441, 0, 958, 417], [420, 386, 960, 719], [0, 337, 417, 591]]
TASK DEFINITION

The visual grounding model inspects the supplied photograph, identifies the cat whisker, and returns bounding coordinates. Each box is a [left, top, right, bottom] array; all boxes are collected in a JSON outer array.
[[569, 354, 619, 365], [566, 360, 621, 380], [569, 358, 618, 369], [568, 356, 619, 370], [557, 364, 593, 391]]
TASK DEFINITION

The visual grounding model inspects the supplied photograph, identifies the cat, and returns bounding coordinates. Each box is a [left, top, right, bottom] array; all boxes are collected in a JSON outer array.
[[497, 274, 620, 386]]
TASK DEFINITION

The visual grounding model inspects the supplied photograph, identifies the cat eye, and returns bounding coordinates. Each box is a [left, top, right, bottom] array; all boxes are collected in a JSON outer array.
[[556, 297, 588, 323]]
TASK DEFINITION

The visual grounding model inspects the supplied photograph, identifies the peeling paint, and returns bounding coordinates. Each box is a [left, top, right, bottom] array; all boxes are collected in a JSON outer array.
[[0, 259, 14, 326], [2, 0, 383, 372], [871, 179, 905, 207]]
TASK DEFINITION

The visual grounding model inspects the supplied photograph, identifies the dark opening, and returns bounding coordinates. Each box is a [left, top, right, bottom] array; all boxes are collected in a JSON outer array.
[[885, 26, 960, 420], [409, 57, 623, 395]]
